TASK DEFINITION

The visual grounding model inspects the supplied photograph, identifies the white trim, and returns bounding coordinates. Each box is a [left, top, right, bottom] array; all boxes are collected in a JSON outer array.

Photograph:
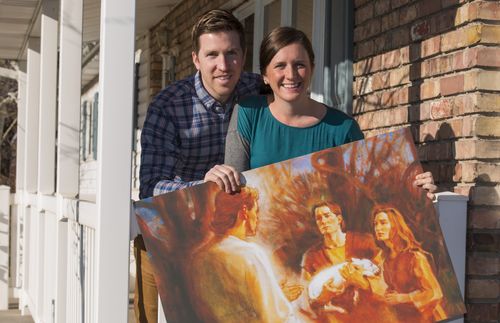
[[16, 69, 26, 191], [232, 0, 254, 19], [37, 0, 59, 195], [252, 0, 265, 73], [94, 0, 135, 321], [281, 0, 294, 26], [310, 0, 326, 103], [57, 0, 83, 198], [0, 186, 10, 309], [24, 39, 40, 193]]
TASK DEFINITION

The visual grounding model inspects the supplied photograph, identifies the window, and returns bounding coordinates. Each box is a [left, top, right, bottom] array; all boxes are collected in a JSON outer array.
[[234, 0, 353, 114], [81, 91, 99, 161]]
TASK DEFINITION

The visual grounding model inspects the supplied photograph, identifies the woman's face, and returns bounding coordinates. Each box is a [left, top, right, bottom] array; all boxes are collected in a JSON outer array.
[[263, 42, 313, 103], [374, 212, 392, 241]]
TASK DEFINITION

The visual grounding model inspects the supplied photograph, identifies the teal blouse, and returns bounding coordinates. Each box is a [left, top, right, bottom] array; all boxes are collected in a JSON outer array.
[[225, 95, 364, 171]]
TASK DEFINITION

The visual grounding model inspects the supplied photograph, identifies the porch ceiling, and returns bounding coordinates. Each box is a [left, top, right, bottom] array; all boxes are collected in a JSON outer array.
[[0, 0, 180, 61]]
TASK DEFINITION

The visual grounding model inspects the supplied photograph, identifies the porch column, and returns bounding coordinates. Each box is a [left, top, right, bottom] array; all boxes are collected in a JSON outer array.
[[38, 0, 59, 194], [94, 0, 135, 322], [24, 39, 41, 193], [56, 0, 83, 322], [0, 185, 10, 309]]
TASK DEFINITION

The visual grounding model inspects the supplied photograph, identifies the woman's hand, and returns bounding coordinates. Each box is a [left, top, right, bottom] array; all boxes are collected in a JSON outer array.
[[414, 171, 437, 200]]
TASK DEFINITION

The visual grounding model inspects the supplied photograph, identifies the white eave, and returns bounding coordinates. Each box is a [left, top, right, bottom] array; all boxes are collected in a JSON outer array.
[[0, 0, 180, 89]]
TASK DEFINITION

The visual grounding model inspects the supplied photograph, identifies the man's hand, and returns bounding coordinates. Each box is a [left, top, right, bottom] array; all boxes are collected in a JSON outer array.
[[414, 171, 437, 200], [204, 164, 241, 193], [280, 280, 303, 302]]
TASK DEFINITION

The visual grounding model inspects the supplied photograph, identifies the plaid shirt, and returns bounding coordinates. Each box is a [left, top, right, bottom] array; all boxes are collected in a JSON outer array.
[[139, 71, 262, 198]]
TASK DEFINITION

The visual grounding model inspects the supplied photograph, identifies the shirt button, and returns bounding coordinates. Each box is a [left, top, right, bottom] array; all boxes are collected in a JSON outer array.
[[215, 106, 223, 113]]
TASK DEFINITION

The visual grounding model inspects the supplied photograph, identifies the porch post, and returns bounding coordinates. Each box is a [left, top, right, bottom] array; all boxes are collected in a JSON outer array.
[[0, 185, 10, 310], [38, 0, 59, 195], [94, 0, 135, 322], [24, 39, 41, 194], [56, 0, 83, 322]]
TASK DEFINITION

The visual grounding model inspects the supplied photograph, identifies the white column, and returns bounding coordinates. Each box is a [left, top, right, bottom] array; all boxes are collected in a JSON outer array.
[[253, 0, 265, 73], [56, 0, 83, 322], [280, 0, 294, 26], [24, 39, 41, 193], [16, 66, 27, 192], [94, 0, 135, 322], [57, 0, 82, 197], [15, 64, 27, 292], [0, 185, 10, 310], [38, 0, 59, 194], [310, 0, 326, 103]]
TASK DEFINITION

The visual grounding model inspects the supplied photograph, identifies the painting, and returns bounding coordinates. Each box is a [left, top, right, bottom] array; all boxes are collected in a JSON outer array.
[[134, 128, 466, 323]]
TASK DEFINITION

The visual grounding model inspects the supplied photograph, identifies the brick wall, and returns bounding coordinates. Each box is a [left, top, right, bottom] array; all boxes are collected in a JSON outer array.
[[353, 0, 500, 321]]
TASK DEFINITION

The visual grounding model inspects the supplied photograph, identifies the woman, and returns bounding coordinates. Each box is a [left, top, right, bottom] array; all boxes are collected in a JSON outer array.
[[223, 26, 436, 199], [371, 206, 446, 322], [225, 26, 362, 171]]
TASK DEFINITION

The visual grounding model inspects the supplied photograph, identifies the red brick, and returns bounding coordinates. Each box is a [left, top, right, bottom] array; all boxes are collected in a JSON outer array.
[[472, 186, 500, 206], [430, 98, 453, 120], [354, 55, 383, 76], [389, 65, 410, 87], [356, 39, 375, 60], [477, 46, 500, 68], [440, 74, 464, 96], [441, 25, 482, 53], [455, 139, 500, 159], [355, 2, 374, 24], [467, 279, 500, 298], [417, 0, 442, 18], [409, 103, 430, 122], [391, 0, 409, 9], [373, 33, 392, 54], [372, 72, 390, 91], [399, 4, 417, 25], [381, 10, 399, 32], [465, 70, 500, 92], [429, 7, 457, 36], [420, 80, 440, 100], [468, 232, 500, 253], [382, 49, 402, 69], [461, 162, 500, 183], [476, 1, 500, 20], [421, 35, 441, 58], [468, 251, 499, 278], [400, 46, 410, 64], [468, 207, 500, 229], [392, 27, 411, 48], [374, 0, 391, 16], [465, 303, 500, 322]]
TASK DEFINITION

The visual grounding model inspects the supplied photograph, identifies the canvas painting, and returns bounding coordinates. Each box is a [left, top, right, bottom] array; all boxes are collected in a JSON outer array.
[[135, 128, 466, 323]]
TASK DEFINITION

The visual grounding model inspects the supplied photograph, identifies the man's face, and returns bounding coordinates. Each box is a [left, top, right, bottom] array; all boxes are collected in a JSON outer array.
[[314, 205, 342, 235], [192, 31, 245, 104], [245, 203, 259, 237]]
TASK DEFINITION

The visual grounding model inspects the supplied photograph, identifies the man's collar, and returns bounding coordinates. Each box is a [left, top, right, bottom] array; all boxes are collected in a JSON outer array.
[[194, 71, 237, 113]]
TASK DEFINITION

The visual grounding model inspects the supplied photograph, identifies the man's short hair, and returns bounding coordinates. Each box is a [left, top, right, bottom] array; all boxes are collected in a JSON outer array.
[[191, 9, 246, 53], [211, 187, 259, 234]]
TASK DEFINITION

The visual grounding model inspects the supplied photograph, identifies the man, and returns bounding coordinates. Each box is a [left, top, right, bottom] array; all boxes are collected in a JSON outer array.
[[137, 9, 262, 322], [301, 202, 390, 322], [188, 187, 297, 322]]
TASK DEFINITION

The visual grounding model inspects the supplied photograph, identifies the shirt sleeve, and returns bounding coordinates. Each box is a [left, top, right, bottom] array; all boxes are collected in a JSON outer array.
[[345, 118, 365, 144], [224, 104, 251, 172], [139, 99, 201, 199]]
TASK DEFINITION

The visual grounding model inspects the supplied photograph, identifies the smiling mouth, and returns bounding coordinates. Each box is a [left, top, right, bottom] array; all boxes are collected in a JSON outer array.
[[215, 75, 231, 80], [281, 82, 302, 89]]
